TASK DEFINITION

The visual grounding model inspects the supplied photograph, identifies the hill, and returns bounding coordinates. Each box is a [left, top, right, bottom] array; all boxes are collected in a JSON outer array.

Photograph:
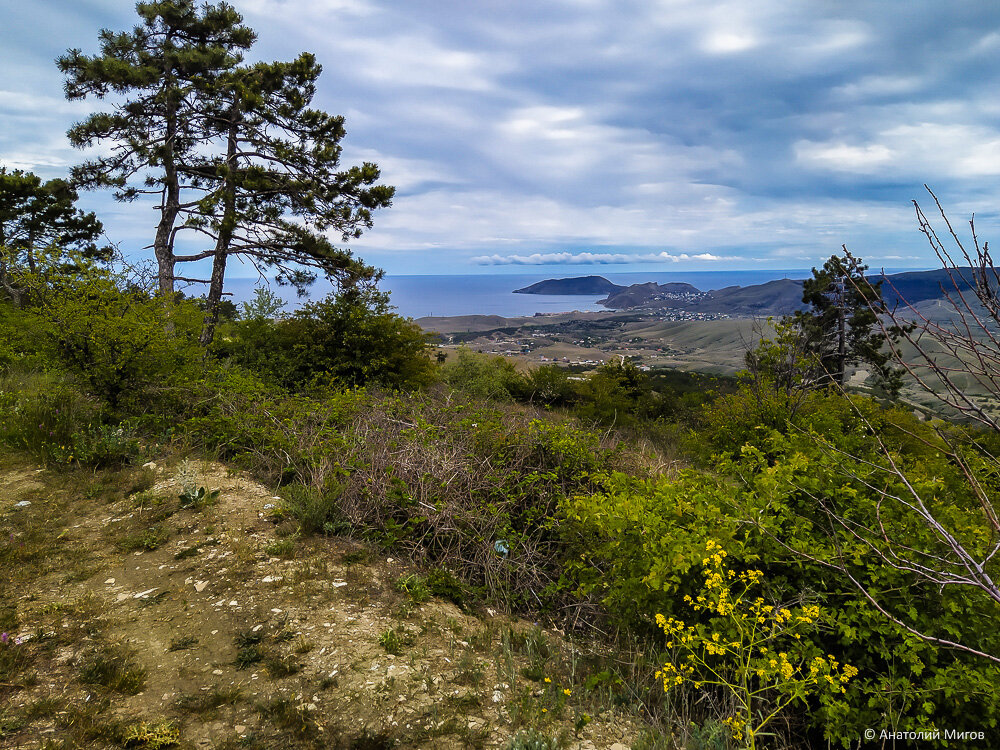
[[599, 268, 976, 316], [0, 452, 641, 750], [513, 276, 625, 295]]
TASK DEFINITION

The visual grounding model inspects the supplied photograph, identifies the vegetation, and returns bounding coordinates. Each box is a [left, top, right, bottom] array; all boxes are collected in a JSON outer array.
[[58, 0, 393, 341], [2, 6, 999, 748]]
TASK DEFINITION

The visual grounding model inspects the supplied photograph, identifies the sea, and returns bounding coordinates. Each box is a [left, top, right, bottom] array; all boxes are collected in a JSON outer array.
[[219, 269, 919, 320]]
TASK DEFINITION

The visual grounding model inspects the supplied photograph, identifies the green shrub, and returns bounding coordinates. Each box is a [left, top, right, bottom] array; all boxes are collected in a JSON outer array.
[[279, 483, 349, 536], [440, 347, 524, 400], [221, 286, 433, 391], [34, 274, 203, 415], [394, 573, 430, 603]]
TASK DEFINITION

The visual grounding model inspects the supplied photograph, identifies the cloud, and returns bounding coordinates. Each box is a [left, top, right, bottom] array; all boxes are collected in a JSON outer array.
[[7, 0, 1000, 275], [471, 251, 742, 265]]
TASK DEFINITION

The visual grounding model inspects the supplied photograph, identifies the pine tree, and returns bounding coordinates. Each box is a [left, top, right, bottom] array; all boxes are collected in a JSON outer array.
[[794, 249, 905, 397], [181, 54, 393, 343], [57, 0, 254, 296], [0, 167, 110, 304]]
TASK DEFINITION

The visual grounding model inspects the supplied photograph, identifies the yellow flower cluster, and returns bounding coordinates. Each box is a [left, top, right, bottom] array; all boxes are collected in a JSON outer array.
[[653, 540, 859, 749]]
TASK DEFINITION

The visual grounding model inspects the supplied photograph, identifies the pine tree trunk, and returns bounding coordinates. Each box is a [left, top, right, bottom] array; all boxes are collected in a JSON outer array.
[[199, 103, 240, 346], [836, 279, 847, 386]]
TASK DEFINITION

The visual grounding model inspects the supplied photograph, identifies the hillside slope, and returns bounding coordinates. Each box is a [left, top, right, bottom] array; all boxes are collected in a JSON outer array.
[[0, 454, 640, 750]]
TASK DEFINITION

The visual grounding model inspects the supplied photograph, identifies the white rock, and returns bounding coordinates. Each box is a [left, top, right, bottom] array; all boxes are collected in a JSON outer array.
[[14, 501, 31, 508], [134, 588, 157, 599], [212, 669, 223, 675], [194, 581, 208, 592], [235, 725, 246, 734], [609, 744, 630, 750], [252, 624, 264, 632], [105, 578, 116, 585], [142, 461, 158, 470], [261, 575, 283, 583], [228, 600, 238, 606], [331, 580, 347, 588]]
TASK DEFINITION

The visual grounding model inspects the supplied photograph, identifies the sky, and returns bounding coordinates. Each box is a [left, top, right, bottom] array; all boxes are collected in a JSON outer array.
[[4, 0, 1000, 276]]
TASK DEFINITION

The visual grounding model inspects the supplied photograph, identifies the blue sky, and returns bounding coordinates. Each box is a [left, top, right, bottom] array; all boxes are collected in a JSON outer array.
[[4, 0, 1000, 276]]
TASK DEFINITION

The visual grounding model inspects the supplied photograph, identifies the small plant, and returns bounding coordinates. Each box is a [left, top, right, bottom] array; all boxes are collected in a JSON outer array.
[[265, 652, 302, 678], [116, 525, 170, 553], [379, 628, 403, 655], [264, 537, 296, 558], [78, 644, 147, 694], [178, 485, 220, 510], [122, 720, 180, 748], [504, 729, 562, 750], [175, 686, 242, 714], [234, 630, 267, 669], [166, 636, 198, 652], [394, 573, 430, 603]]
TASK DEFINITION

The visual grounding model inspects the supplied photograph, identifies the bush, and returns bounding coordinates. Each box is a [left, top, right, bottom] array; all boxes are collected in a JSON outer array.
[[440, 347, 524, 400], [221, 286, 433, 391]]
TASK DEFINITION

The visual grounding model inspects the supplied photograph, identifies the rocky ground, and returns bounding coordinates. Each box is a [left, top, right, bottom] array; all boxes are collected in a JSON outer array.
[[0, 453, 643, 749]]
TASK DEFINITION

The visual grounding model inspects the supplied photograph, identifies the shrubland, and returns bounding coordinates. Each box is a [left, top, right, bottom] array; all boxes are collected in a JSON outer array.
[[2, 252, 1000, 748]]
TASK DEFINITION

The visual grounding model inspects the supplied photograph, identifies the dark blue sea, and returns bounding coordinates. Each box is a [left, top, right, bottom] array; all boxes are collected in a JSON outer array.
[[219, 269, 919, 319]]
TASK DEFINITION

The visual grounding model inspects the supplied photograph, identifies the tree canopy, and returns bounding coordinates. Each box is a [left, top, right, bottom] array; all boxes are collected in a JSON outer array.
[[58, 0, 392, 343], [0, 167, 110, 305]]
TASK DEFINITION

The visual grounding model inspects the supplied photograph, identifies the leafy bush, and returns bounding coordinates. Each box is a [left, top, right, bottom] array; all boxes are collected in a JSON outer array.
[[220, 286, 433, 391], [440, 347, 525, 401]]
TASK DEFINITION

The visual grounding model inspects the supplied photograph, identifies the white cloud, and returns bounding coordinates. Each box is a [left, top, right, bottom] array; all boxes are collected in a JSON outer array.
[[796, 123, 1000, 177], [470, 251, 741, 265]]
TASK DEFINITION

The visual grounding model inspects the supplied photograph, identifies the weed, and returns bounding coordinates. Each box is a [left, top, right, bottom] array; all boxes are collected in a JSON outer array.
[[257, 696, 320, 742], [264, 652, 302, 678], [122, 720, 180, 748], [175, 686, 243, 714], [394, 573, 430, 603], [349, 728, 396, 749], [116, 525, 170, 553], [293, 637, 315, 655], [166, 635, 198, 652], [504, 729, 562, 750], [341, 549, 368, 565], [264, 537, 296, 559], [178, 485, 220, 510], [379, 628, 403, 656], [454, 652, 486, 687], [173, 545, 200, 560], [426, 566, 469, 609], [235, 643, 266, 669], [78, 644, 147, 694]]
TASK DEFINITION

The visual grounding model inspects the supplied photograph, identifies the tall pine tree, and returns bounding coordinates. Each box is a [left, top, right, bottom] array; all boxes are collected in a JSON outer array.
[[57, 1, 254, 296], [794, 250, 905, 397], [181, 54, 394, 343]]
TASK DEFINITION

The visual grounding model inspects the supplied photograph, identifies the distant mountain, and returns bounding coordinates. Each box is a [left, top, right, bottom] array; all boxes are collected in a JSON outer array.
[[598, 268, 980, 317], [514, 275, 626, 295], [600, 281, 704, 308]]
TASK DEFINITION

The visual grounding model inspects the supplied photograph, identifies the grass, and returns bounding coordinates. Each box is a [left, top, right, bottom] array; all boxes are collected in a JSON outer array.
[[122, 720, 180, 749], [78, 644, 147, 694], [115, 524, 171, 553], [378, 628, 403, 656], [175, 685, 243, 714], [167, 635, 198, 652]]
